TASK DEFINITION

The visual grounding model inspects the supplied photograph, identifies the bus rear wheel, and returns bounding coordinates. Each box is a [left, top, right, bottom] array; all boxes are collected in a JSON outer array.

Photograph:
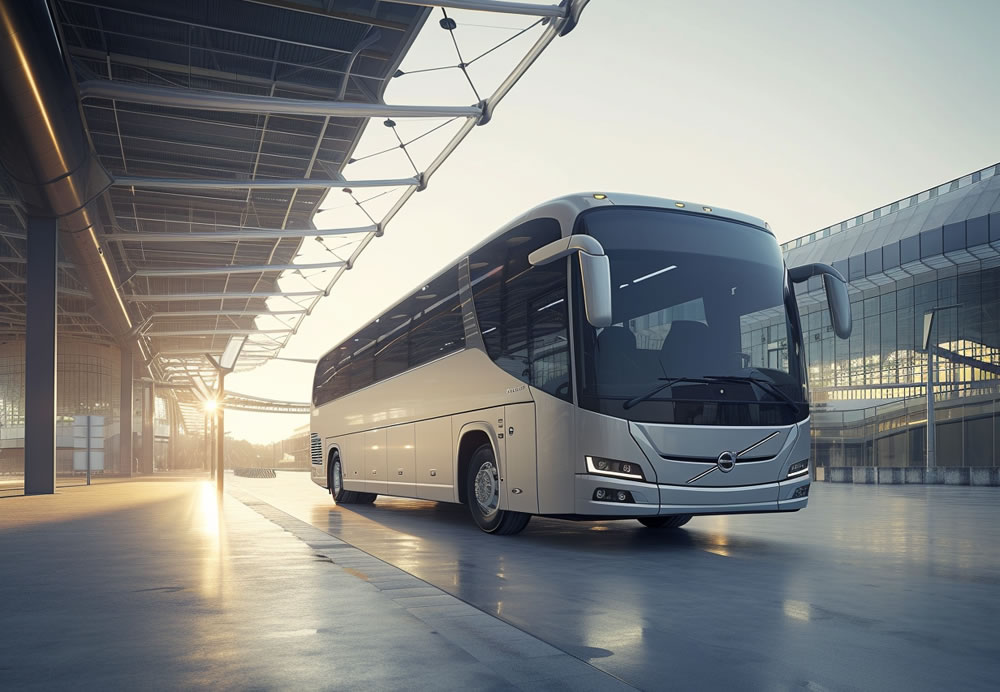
[[638, 514, 692, 529], [465, 443, 530, 535], [329, 454, 376, 505]]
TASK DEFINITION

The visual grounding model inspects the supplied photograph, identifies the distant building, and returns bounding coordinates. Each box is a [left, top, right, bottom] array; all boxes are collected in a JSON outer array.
[[782, 162, 1000, 475]]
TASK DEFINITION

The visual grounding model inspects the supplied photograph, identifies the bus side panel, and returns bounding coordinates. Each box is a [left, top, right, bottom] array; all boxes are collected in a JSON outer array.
[[533, 392, 576, 515], [341, 432, 366, 493], [386, 423, 416, 498], [415, 417, 454, 502], [503, 403, 539, 514], [365, 428, 388, 495], [316, 349, 531, 438]]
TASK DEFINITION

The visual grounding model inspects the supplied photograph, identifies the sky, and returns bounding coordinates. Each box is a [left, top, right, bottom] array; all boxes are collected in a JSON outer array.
[[224, 0, 1000, 444]]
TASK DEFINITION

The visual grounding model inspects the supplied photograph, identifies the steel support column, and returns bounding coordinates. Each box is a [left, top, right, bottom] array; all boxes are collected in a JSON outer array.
[[209, 412, 216, 477], [24, 216, 57, 495], [119, 346, 133, 477], [167, 397, 177, 471], [141, 383, 154, 474], [204, 412, 210, 472], [217, 371, 225, 495]]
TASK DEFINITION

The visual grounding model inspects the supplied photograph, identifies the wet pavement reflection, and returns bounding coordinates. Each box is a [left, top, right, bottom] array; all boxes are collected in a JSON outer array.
[[232, 474, 1000, 691]]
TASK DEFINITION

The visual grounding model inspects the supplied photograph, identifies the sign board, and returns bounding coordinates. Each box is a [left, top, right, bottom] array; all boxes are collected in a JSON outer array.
[[73, 415, 105, 472], [922, 312, 934, 352]]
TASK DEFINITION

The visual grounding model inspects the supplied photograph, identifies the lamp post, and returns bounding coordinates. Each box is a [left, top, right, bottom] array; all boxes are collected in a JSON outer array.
[[205, 336, 247, 495], [922, 304, 960, 470]]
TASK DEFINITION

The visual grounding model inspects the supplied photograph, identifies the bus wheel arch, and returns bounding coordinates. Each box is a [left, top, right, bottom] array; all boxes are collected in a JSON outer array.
[[457, 428, 493, 507], [457, 428, 530, 535]]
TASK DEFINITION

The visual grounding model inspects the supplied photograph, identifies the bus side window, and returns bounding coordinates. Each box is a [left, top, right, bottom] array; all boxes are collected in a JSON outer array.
[[313, 351, 339, 407], [408, 266, 464, 368], [375, 302, 411, 382], [349, 321, 379, 393], [469, 218, 571, 401]]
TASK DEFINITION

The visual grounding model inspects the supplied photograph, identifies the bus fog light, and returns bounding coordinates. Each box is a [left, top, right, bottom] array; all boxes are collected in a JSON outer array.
[[787, 460, 809, 478], [792, 484, 810, 498], [593, 488, 634, 503], [586, 456, 646, 480]]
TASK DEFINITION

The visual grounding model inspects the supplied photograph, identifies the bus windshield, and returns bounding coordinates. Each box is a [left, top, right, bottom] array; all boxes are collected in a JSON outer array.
[[574, 207, 807, 426]]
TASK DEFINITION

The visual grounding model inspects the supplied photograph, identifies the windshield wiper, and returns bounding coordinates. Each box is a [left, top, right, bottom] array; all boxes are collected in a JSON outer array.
[[623, 377, 713, 410], [701, 374, 804, 414]]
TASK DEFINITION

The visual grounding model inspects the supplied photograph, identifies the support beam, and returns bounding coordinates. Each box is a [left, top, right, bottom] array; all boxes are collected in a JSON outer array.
[[242, 0, 409, 30], [112, 176, 419, 190], [24, 217, 58, 495], [133, 261, 344, 277], [389, 0, 566, 17], [104, 225, 375, 243], [79, 81, 483, 119], [155, 349, 227, 356], [125, 291, 323, 302], [150, 309, 306, 318], [119, 346, 133, 477], [146, 329, 293, 337]]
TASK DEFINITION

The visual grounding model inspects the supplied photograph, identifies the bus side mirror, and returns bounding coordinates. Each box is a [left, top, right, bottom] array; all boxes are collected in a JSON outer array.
[[788, 262, 852, 339], [529, 235, 612, 328]]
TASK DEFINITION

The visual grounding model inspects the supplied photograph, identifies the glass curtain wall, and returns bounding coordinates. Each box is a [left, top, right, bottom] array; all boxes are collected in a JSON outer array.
[[0, 339, 133, 482], [794, 263, 1000, 468]]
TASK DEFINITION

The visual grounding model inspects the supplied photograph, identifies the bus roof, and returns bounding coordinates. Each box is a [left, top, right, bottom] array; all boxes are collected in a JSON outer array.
[[501, 192, 771, 238]]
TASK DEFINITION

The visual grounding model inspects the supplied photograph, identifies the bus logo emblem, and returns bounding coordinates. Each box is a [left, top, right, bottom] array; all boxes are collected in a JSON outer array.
[[716, 451, 736, 473]]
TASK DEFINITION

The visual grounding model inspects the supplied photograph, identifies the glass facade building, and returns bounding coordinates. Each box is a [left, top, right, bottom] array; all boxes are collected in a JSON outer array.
[[782, 163, 1000, 473]]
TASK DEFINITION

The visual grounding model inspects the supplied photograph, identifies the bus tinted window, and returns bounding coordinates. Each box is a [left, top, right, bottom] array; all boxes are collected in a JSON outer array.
[[469, 218, 570, 400], [349, 322, 379, 392], [408, 268, 464, 367], [374, 312, 410, 382], [313, 265, 465, 406]]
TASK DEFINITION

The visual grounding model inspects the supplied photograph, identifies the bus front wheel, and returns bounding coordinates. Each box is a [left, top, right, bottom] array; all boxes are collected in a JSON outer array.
[[465, 443, 530, 535], [638, 515, 692, 529], [329, 453, 376, 505]]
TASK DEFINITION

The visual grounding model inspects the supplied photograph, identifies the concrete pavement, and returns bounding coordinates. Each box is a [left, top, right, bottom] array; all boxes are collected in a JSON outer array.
[[0, 479, 631, 691]]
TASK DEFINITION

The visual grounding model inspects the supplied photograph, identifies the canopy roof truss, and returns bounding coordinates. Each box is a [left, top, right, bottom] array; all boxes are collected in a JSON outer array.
[[0, 0, 587, 390]]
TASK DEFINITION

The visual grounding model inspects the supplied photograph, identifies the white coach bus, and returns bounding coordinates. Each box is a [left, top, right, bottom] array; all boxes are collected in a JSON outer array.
[[311, 193, 851, 534]]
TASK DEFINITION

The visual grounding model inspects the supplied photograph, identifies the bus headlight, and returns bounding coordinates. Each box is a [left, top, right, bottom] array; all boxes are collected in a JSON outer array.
[[586, 456, 646, 481], [787, 460, 809, 478]]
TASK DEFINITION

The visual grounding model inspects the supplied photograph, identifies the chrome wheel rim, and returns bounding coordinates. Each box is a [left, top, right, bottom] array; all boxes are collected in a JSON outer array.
[[474, 460, 499, 517], [332, 460, 342, 495]]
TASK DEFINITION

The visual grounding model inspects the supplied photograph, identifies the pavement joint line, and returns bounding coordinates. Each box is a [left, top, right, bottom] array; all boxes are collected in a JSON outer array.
[[226, 483, 640, 690]]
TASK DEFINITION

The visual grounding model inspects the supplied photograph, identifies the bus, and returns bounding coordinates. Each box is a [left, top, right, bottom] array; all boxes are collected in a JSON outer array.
[[310, 193, 851, 534]]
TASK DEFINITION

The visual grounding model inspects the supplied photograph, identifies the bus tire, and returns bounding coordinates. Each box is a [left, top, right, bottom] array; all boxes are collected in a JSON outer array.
[[465, 443, 530, 535], [329, 453, 357, 504], [638, 514, 692, 529], [329, 452, 377, 505]]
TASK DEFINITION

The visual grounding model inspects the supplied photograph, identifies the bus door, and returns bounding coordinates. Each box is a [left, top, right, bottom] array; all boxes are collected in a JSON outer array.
[[503, 403, 538, 514]]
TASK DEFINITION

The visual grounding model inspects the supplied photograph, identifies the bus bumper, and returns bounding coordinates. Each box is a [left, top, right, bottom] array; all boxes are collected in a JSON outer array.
[[657, 473, 810, 515], [575, 472, 810, 516]]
